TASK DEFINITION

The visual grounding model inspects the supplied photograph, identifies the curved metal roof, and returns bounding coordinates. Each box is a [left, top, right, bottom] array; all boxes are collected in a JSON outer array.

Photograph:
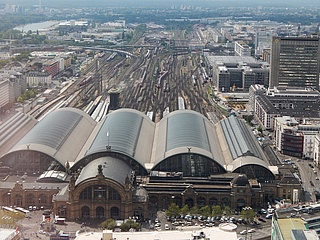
[[86, 108, 155, 168], [75, 157, 132, 187], [219, 115, 267, 160], [228, 156, 274, 176], [6, 108, 96, 168], [152, 110, 224, 168]]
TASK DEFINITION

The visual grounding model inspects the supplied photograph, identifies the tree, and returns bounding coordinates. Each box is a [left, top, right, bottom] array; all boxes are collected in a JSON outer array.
[[99, 219, 116, 230], [120, 219, 140, 232], [199, 205, 211, 218], [240, 207, 256, 223], [166, 203, 180, 217], [190, 206, 199, 215], [223, 206, 231, 216], [241, 207, 256, 239], [180, 204, 189, 216], [13, 51, 30, 62], [212, 205, 223, 216], [17, 96, 23, 102]]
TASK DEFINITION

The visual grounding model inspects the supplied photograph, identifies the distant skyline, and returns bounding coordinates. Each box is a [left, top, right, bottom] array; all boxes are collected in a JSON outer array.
[[1, 0, 320, 8]]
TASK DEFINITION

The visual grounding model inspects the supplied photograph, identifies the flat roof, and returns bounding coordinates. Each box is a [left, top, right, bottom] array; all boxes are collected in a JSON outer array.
[[75, 227, 238, 240], [278, 218, 306, 240], [0, 228, 16, 239]]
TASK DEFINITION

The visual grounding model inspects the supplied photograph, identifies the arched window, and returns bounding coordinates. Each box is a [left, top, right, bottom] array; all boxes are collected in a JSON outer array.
[[237, 198, 246, 208], [94, 186, 106, 200], [209, 197, 218, 206], [110, 207, 119, 219], [26, 193, 36, 204], [221, 197, 230, 208], [197, 197, 206, 207], [108, 188, 121, 201], [14, 194, 22, 206], [39, 194, 47, 204], [80, 186, 92, 200], [96, 206, 105, 219], [185, 198, 194, 208], [81, 206, 90, 218], [2, 193, 10, 205]]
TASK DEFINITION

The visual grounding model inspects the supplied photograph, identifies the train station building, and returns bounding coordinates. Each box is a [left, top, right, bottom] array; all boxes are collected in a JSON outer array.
[[0, 108, 302, 220]]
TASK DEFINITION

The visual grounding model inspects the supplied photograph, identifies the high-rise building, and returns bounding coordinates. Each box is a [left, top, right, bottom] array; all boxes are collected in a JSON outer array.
[[269, 36, 320, 90]]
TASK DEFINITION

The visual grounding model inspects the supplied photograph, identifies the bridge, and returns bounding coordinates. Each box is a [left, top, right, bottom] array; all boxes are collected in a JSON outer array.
[[83, 46, 137, 58]]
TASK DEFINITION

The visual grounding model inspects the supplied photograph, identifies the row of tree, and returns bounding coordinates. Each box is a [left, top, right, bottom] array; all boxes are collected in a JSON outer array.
[[165, 203, 256, 222], [99, 219, 140, 231], [165, 203, 232, 218]]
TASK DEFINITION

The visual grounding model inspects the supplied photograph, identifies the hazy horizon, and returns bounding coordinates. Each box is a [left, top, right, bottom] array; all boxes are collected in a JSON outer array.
[[1, 0, 320, 8]]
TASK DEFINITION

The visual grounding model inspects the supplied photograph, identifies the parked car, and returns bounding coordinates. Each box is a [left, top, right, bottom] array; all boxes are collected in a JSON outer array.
[[259, 209, 267, 214], [267, 208, 275, 214], [258, 217, 266, 222], [248, 229, 255, 233], [165, 224, 169, 230], [240, 230, 247, 235], [266, 214, 273, 219]]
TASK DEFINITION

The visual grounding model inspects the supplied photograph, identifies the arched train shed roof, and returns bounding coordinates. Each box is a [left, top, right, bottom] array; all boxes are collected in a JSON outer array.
[[75, 157, 132, 187], [227, 156, 275, 177], [152, 110, 224, 168], [4, 108, 96, 169], [85, 108, 155, 170]]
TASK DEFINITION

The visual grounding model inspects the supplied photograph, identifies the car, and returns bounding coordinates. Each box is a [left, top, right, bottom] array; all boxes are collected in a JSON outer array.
[[266, 214, 273, 219], [240, 230, 247, 235], [28, 206, 33, 211], [164, 224, 169, 230], [248, 229, 255, 233], [258, 217, 266, 222], [33, 206, 37, 211], [316, 177, 319, 180], [267, 208, 275, 214], [260, 208, 267, 214]]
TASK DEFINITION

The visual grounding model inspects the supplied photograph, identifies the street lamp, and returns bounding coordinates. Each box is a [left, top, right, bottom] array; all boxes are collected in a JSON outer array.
[[7, 192, 11, 207]]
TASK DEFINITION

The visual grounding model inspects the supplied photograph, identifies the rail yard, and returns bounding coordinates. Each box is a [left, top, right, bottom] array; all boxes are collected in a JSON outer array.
[[18, 28, 227, 126]]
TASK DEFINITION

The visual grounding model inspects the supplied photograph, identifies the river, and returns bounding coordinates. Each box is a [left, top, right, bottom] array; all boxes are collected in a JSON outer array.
[[13, 20, 59, 32]]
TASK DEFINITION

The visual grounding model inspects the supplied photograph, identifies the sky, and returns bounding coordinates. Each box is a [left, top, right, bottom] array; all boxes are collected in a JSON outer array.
[[1, 0, 320, 8]]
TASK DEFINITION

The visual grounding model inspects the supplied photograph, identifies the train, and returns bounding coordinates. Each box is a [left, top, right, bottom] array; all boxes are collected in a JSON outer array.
[[178, 97, 185, 110], [192, 75, 197, 86], [156, 70, 168, 88], [98, 52, 105, 58], [79, 75, 93, 87]]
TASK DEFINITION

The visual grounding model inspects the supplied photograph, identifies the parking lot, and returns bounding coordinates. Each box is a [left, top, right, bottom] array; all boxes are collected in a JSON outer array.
[[151, 211, 272, 239]]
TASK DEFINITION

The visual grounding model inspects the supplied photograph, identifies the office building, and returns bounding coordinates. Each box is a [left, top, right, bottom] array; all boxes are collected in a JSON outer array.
[[251, 86, 320, 130], [205, 55, 269, 92], [269, 36, 320, 90]]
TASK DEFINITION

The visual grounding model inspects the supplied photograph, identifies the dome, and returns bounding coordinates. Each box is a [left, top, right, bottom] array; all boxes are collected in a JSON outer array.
[[232, 174, 249, 186]]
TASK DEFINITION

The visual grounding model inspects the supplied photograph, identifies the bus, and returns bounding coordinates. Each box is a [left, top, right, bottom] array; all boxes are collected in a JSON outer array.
[[2, 206, 18, 214], [15, 207, 30, 218]]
